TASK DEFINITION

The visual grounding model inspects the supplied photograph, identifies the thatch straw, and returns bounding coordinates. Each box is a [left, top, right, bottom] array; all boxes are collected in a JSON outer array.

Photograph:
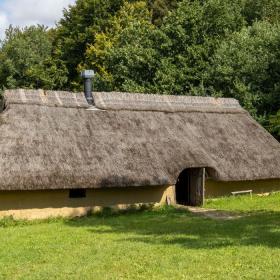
[[4, 89, 89, 108], [94, 92, 244, 113], [0, 89, 279, 191]]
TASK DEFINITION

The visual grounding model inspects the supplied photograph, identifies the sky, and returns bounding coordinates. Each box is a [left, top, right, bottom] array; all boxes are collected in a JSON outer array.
[[0, 0, 76, 39]]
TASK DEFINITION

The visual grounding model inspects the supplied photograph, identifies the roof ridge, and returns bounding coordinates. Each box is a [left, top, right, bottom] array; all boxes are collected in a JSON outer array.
[[4, 89, 90, 109], [3, 89, 244, 113], [93, 92, 244, 113]]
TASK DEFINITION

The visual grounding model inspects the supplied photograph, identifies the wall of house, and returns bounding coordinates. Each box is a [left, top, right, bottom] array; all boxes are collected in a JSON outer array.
[[205, 179, 280, 197], [0, 185, 175, 220], [2, 179, 279, 220]]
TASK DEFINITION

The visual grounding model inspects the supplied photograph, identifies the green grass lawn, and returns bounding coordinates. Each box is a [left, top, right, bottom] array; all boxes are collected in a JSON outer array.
[[205, 191, 280, 212], [1, 194, 280, 280]]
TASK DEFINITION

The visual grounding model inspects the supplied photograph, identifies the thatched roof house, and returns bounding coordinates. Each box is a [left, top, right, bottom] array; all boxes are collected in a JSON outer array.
[[0, 89, 279, 219]]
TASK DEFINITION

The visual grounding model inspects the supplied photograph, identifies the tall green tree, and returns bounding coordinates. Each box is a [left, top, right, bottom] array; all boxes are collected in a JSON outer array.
[[84, 0, 246, 94], [83, 1, 165, 92], [54, 0, 135, 89], [0, 25, 68, 90], [268, 110, 280, 140], [210, 21, 280, 121], [152, 0, 245, 95], [147, 0, 180, 26], [53, 0, 181, 89], [243, 0, 280, 24]]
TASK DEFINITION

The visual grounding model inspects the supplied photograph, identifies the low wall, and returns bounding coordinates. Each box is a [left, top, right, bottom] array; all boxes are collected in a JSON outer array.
[[0, 185, 175, 220], [205, 179, 280, 198]]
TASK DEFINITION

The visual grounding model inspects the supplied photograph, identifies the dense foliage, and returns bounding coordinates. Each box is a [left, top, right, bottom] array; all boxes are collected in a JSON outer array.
[[0, 0, 279, 137], [0, 26, 68, 89]]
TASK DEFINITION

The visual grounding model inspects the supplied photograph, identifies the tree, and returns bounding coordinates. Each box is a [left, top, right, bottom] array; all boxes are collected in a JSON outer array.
[[0, 25, 68, 90], [210, 21, 280, 121], [54, 0, 134, 89], [83, 0, 247, 94], [243, 0, 280, 24], [83, 1, 166, 92], [268, 110, 280, 140], [147, 0, 180, 26], [53, 0, 183, 89], [152, 0, 245, 95]]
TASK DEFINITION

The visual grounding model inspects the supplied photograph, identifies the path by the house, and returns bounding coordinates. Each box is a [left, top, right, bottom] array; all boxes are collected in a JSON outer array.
[[174, 205, 243, 220]]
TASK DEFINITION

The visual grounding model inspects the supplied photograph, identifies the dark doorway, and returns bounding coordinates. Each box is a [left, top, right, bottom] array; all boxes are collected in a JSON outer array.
[[175, 168, 205, 206]]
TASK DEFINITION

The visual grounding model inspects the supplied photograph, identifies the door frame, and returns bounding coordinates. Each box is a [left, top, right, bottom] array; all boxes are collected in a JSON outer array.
[[175, 167, 205, 206]]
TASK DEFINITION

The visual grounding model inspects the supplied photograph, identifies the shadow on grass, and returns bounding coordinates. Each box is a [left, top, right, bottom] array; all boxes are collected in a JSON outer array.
[[65, 206, 280, 249]]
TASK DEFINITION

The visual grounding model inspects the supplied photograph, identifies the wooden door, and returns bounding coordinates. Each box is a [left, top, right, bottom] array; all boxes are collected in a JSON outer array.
[[188, 168, 205, 206]]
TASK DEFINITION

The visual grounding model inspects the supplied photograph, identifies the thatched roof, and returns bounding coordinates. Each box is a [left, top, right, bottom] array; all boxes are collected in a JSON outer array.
[[4, 89, 89, 108], [94, 92, 243, 113], [0, 89, 279, 191]]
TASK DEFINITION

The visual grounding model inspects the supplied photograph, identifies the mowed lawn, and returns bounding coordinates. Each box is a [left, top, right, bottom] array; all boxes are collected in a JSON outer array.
[[1, 194, 280, 279]]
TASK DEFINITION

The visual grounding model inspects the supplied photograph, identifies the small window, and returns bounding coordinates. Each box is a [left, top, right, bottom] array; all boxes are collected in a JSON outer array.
[[69, 189, 86, 199]]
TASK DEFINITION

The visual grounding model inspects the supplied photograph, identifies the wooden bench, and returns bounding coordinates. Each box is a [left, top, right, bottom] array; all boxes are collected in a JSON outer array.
[[231, 190, 252, 198]]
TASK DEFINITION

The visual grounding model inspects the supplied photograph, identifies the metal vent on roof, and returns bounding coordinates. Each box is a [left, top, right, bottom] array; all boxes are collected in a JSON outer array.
[[81, 70, 95, 105]]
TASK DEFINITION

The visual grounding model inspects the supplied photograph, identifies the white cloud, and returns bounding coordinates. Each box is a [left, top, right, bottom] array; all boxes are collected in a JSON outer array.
[[0, 0, 76, 39], [0, 11, 9, 40]]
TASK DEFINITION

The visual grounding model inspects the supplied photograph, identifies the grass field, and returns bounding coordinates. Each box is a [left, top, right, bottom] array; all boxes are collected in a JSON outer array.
[[205, 192, 280, 213], [1, 194, 280, 280]]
